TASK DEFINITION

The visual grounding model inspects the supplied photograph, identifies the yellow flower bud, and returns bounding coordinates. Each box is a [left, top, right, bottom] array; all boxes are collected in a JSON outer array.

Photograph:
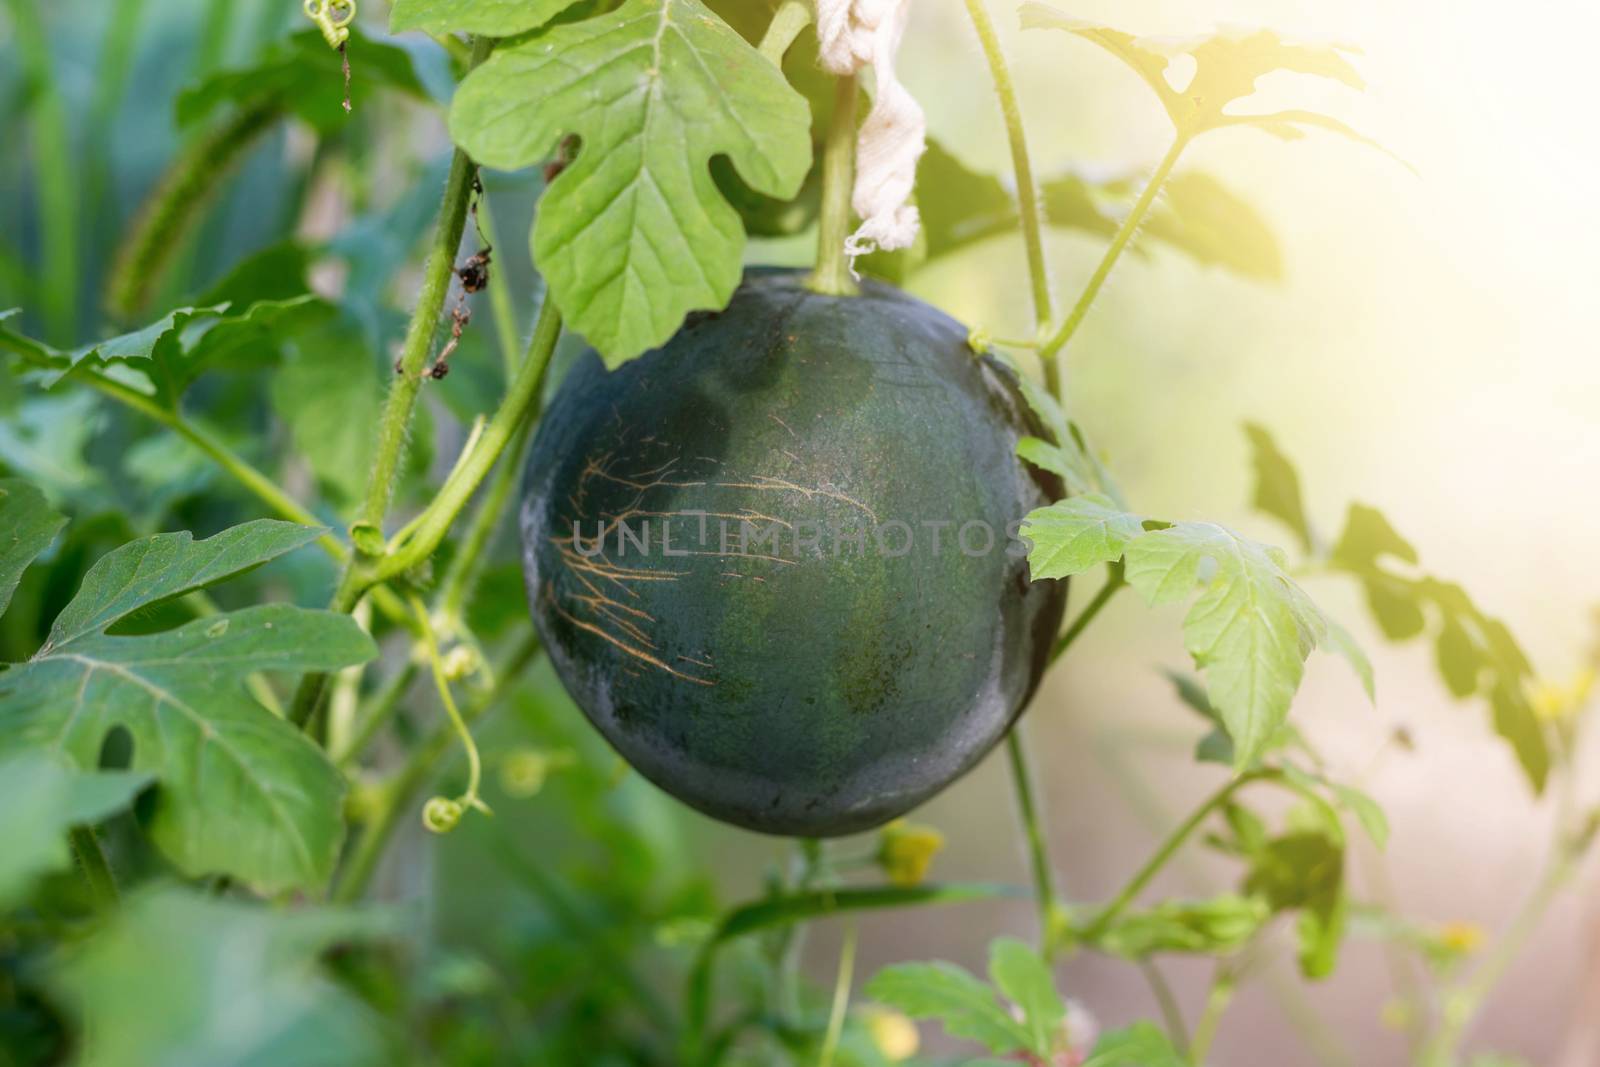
[[863, 1006, 919, 1062], [1437, 920, 1485, 955], [877, 819, 945, 888]]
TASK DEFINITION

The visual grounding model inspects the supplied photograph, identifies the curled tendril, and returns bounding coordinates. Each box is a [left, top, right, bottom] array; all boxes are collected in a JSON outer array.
[[410, 594, 493, 835], [303, 0, 357, 49], [422, 796, 462, 834]]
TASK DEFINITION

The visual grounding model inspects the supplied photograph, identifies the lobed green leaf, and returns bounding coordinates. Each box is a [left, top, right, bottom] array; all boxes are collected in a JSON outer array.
[[0, 521, 376, 893], [1022, 494, 1144, 580], [391, 0, 579, 36], [0, 752, 150, 906], [449, 0, 812, 365], [987, 938, 1064, 1054], [50, 888, 394, 1067], [0, 477, 65, 618], [865, 961, 1034, 1055]]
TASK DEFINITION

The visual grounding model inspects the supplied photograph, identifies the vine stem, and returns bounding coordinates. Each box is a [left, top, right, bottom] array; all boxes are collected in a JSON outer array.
[[1079, 769, 1274, 944], [334, 661, 418, 767], [817, 923, 858, 1067], [289, 36, 495, 730], [1140, 959, 1190, 1054], [757, 0, 812, 67], [409, 593, 486, 812], [1006, 726, 1067, 957], [69, 827, 118, 912], [1188, 963, 1237, 1066], [962, 0, 1055, 384], [1051, 562, 1125, 661], [375, 295, 562, 582], [808, 74, 860, 297], [332, 633, 541, 903], [1039, 130, 1191, 368], [349, 37, 495, 545], [1419, 821, 1588, 1066]]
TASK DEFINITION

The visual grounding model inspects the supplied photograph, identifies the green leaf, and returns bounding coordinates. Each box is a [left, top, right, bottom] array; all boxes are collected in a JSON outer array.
[[1243, 422, 1311, 552], [1124, 523, 1363, 766], [449, 0, 812, 365], [0, 299, 329, 407], [177, 29, 429, 135], [1361, 575, 1426, 640], [1142, 171, 1282, 281], [391, 0, 578, 36], [1164, 668, 1217, 723], [1093, 894, 1269, 958], [1022, 494, 1144, 579], [0, 391, 104, 500], [1083, 1022, 1187, 1067], [1016, 436, 1093, 495], [865, 961, 1033, 1055], [0, 477, 65, 618], [0, 753, 150, 906], [1242, 830, 1346, 978], [270, 320, 383, 509], [1019, 8, 1172, 108], [1322, 613, 1376, 700], [197, 242, 316, 307], [862, 143, 1279, 285], [1490, 681, 1549, 792], [987, 938, 1064, 1055], [0, 521, 376, 893], [1331, 503, 1418, 570], [1435, 615, 1484, 698], [50, 888, 393, 1067], [1331, 783, 1389, 849], [1022, 5, 1368, 144], [710, 883, 1020, 944]]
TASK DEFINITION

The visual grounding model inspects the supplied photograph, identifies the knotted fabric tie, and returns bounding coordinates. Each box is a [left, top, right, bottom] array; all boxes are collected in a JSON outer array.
[[815, 0, 927, 264]]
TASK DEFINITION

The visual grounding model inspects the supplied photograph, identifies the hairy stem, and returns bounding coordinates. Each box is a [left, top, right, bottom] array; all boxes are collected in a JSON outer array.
[[104, 99, 280, 321], [332, 634, 540, 903], [1051, 561, 1126, 661], [290, 37, 495, 730], [962, 0, 1055, 379], [1040, 131, 1190, 368], [808, 74, 859, 297], [376, 295, 562, 581], [758, 0, 812, 67], [352, 39, 496, 539], [1006, 726, 1067, 957], [69, 826, 118, 912], [8, 0, 80, 343]]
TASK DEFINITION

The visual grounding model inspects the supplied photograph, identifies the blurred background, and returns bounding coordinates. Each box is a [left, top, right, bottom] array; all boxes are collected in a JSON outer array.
[[2, 0, 1597, 1064]]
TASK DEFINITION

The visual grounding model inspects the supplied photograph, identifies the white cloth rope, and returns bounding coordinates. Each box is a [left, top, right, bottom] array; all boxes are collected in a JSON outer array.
[[815, 0, 926, 263]]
